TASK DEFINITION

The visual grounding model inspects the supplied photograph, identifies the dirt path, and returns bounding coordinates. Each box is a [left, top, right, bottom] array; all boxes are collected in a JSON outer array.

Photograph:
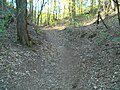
[[42, 27, 120, 90], [43, 29, 96, 90], [1, 25, 120, 90]]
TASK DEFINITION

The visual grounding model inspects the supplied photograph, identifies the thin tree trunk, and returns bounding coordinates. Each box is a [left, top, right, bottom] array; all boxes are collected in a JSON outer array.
[[34, 6, 37, 24], [47, 0, 50, 25], [69, 0, 71, 17], [72, 0, 75, 18], [53, 0, 57, 20], [80, 1, 83, 14], [29, 0, 33, 22]]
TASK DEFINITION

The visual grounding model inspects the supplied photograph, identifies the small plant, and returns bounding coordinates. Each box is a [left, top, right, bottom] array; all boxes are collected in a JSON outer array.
[[96, 30, 110, 45], [117, 31, 120, 36], [38, 28, 42, 33], [0, 10, 9, 49], [49, 19, 57, 26], [112, 37, 120, 43], [0, 18, 6, 33], [66, 27, 72, 33]]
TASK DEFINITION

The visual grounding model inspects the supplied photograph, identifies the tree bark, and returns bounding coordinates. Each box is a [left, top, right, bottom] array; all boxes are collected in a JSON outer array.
[[16, 0, 31, 46], [113, 0, 120, 25], [69, 0, 71, 17], [47, 0, 50, 25], [72, 0, 75, 18]]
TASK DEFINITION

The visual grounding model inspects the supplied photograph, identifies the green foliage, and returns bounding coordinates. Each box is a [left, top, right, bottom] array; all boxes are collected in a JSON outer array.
[[49, 20, 56, 26], [0, 29, 6, 33], [96, 30, 110, 45], [96, 30, 120, 45], [100, 30, 108, 39], [66, 27, 73, 33], [0, 18, 6, 31], [38, 28, 42, 33], [117, 31, 120, 36], [74, 19, 82, 27], [111, 31, 120, 43], [0, 8, 12, 38], [50, 19, 57, 26], [112, 37, 120, 43], [69, 18, 75, 26], [84, 14, 93, 20], [69, 19, 82, 27]]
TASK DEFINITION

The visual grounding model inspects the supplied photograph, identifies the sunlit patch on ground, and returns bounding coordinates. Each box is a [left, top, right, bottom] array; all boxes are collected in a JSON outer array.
[[83, 18, 97, 26], [42, 25, 66, 31]]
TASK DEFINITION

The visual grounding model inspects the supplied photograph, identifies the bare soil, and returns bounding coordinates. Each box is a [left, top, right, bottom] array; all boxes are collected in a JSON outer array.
[[0, 15, 120, 90]]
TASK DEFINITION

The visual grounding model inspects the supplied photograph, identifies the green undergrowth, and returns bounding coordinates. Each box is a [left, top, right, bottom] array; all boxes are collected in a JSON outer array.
[[96, 29, 120, 46]]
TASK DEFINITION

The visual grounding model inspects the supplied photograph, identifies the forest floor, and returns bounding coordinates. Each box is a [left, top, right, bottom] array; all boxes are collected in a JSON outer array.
[[0, 14, 120, 90]]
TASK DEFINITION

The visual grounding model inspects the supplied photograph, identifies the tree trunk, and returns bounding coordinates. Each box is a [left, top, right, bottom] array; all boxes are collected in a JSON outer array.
[[40, 13, 42, 25], [90, 0, 94, 14], [34, 6, 37, 24], [12, 0, 14, 3], [80, 1, 83, 14], [29, 0, 33, 22], [72, 0, 75, 18], [111, 0, 115, 11], [113, 0, 120, 25], [69, 0, 71, 17], [47, 0, 50, 25], [53, 0, 57, 20], [116, 0, 120, 25], [16, 0, 31, 46]]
